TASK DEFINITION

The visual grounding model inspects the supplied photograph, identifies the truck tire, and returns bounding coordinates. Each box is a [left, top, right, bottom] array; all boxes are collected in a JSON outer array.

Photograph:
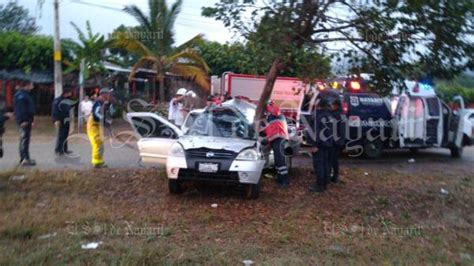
[[363, 139, 383, 159], [450, 147, 463, 158], [169, 179, 183, 194], [245, 183, 260, 199]]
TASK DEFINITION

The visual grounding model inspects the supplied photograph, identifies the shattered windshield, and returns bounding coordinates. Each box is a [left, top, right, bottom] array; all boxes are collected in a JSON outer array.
[[185, 108, 256, 139]]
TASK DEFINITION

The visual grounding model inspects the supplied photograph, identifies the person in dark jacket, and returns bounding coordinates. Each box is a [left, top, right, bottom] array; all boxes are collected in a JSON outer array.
[[328, 99, 346, 183], [13, 80, 36, 166], [52, 87, 75, 155], [262, 101, 290, 187], [308, 98, 333, 193], [0, 98, 14, 159]]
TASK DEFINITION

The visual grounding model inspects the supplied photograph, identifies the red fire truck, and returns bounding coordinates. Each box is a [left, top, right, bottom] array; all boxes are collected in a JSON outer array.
[[212, 73, 315, 122]]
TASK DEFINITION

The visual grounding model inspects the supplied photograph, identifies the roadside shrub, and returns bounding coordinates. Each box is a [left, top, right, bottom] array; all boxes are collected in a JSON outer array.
[[436, 78, 474, 104]]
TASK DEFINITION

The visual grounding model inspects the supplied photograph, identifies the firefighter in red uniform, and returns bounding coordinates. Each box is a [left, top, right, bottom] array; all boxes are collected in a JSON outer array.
[[263, 101, 290, 187]]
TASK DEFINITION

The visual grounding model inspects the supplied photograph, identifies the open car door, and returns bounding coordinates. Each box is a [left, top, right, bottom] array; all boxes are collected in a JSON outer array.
[[423, 97, 443, 147], [127, 112, 183, 167], [450, 96, 467, 148], [396, 95, 426, 147]]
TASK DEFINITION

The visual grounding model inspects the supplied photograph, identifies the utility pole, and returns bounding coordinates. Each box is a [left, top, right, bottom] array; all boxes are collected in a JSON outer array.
[[78, 59, 85, 132], [53, 0, 63, 97]]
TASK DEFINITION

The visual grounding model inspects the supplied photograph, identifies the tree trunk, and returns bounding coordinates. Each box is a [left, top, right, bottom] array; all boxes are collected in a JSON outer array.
[[254, 58, 286, 123], [159, 75, 166, 103]]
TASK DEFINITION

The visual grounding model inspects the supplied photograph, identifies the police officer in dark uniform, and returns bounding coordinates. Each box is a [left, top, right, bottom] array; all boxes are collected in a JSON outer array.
[[308, 98, 333, 193], [52, 87, 74, 155], [329, 99, 346, 183], [13, 80, 36, 166]]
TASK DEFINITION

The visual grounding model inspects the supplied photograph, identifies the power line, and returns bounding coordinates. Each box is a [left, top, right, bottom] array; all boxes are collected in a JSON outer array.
[[70, 0, 123, 12], [68, 0, 224, 27]]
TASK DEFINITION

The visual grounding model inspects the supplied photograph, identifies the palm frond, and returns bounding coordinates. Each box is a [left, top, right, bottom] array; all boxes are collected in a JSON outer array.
[[86, 20, 93, 39], [149, 0, 160, 28], [70, 22, 88, 45], [174, 34, 205, 52], [123, 5, 151, 30], [170, 63, 210, 91], [168, 48, 210, 73], [114, 33, 152, 56], [129, 55, 160, 80], [167, 0, 182, 30]]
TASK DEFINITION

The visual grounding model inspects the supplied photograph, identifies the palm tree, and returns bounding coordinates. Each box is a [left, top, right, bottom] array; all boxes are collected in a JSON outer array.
[[64, 21, 114, 84], [117, 0, 210, 102]]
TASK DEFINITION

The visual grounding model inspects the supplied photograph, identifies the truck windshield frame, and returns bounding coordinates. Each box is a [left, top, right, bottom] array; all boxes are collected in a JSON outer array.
[[185, 108, 257, 140]]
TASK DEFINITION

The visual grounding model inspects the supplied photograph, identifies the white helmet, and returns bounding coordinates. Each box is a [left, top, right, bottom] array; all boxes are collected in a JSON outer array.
[[186, 91, 197, 98], [176, 88, 187, 96]]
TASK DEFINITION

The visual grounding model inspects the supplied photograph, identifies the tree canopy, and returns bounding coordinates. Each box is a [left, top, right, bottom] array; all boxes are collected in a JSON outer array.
[[196, 40, 331, 79], [0, 31, 73, 73], [203, 0, 474, 119], [108, 25, 141, 66], [0, 0, 38, 34], [123, 0, 182, 55], [63, 21, 114, 82]]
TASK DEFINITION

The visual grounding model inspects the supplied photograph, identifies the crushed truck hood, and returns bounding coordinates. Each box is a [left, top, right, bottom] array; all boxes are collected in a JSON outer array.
[[178, 135, 256, 152]]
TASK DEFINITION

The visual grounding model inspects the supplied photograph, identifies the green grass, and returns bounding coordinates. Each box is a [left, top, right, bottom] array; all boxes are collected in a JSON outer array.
[[0, 166, 472, 264]]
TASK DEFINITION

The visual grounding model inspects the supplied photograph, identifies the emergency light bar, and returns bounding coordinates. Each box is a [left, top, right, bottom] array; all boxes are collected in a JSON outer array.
[[349, 81, 361, 91]]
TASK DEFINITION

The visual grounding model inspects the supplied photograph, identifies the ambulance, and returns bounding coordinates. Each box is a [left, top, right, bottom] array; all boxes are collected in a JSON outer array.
[[390, 80, 473, 158]]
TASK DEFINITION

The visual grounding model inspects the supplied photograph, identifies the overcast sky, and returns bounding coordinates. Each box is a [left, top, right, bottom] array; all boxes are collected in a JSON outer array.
[[17, 0, 234, 45]]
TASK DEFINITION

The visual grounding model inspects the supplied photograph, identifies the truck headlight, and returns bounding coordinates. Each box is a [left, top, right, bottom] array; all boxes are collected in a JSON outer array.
[[169, 143, 185, 157], [236, 149, 260, 161]]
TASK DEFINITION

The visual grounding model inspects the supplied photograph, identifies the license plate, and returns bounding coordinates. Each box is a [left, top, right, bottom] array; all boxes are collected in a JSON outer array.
[[198, 163, 218, 173]]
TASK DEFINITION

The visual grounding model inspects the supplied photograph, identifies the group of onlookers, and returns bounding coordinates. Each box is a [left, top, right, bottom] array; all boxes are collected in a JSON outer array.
[[2, 81, 345, 193], [0, 81, 114, 168]]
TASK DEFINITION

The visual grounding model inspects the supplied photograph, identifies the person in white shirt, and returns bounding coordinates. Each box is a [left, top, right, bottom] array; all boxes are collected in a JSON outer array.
[[168, 88, 187, 126], [80, 95, 93, 123]]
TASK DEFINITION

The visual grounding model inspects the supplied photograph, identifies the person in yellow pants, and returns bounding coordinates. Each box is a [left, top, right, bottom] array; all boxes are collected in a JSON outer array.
[[87, 88, 111, 168]]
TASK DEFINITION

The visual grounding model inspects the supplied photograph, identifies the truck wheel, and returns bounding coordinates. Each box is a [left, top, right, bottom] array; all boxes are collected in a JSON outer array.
[[245, 183, 260, 199], [169, 179, 183, 194], [450, 147, 463, 158], [363, 139, 383, 159]]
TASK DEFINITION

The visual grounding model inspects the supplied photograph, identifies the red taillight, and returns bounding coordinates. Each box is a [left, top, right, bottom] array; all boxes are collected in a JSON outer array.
[[349, 81, 361, 90], [342, 101, 349, 114]]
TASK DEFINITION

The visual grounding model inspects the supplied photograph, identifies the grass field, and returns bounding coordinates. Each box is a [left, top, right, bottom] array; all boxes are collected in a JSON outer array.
[[0, 166, 472, 265]]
